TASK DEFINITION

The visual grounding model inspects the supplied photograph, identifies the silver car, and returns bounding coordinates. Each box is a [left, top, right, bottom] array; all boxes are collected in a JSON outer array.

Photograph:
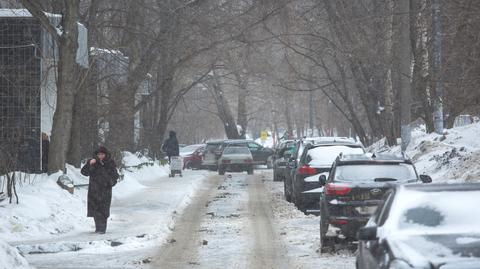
[[218, 146, 254, 175]]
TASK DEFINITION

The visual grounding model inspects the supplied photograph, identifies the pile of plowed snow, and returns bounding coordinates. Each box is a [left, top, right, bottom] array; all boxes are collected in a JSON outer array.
[[0, 239, 32, 269], [0, 152, 169, 242], [373, 122, 480, 182]]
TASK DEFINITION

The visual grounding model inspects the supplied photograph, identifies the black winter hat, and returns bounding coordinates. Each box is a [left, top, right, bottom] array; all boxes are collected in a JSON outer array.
[[94, 146, 109, 155]]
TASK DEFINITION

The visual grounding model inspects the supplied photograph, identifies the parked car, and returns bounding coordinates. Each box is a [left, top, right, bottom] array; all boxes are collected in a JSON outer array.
[[180, 144, 205, 169], [202, 140, 274, 171], [356, 183, 480, 269], [218, 146, 254, 175], [272, 140, 296, 181], [285, 139, 365, 211], [319, 153, 432, 252], [202, 141, 224, 171]]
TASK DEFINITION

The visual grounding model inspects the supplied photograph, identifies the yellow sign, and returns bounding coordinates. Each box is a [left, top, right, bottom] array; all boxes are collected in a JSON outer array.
[[260, 131, 268, 141]]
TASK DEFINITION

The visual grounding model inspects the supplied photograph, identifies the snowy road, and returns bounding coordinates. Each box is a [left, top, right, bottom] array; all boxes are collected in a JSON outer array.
[[13, 169, 354, 269], [151, 170, 354, 269], [15, 170, 210, 269]]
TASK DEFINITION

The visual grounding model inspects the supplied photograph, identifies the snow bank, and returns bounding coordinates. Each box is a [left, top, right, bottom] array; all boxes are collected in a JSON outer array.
[[0, 152, 170, 243], [0, 171, 89, 242], [0, 239, 32, 269], [115, 152, 169, 199], [373, 123, 480, 182]]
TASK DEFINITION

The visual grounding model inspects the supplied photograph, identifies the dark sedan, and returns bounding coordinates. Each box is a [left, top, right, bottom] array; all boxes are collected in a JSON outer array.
[[356, 183, 480, 269]]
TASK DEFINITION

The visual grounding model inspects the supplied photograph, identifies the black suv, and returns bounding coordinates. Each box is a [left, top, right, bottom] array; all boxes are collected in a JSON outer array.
[[202, 140, 273, 171], [318, 153, 432, 251], [286, 140, 364, 212]]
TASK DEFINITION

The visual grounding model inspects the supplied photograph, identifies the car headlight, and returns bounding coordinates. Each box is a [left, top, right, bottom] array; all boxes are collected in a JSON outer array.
[[389, 260, 413, 269]]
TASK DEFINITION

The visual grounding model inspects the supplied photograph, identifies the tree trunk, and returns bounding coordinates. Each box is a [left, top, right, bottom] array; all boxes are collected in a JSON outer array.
[[68, 68, 95, 166], [47, 1, 80, 173], [236, 83, 248, 139], [211, 71, 240, 139], [108, 84, 136, 152]]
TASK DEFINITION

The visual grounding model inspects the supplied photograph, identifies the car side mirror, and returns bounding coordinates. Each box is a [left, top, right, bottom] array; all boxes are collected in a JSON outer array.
[[358, 226, 378, 241], [420, 175, 432, 183], [319, 175, 327, 186]]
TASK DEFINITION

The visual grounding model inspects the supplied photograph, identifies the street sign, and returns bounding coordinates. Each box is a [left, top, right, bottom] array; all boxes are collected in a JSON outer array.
[[260, 131, 268, 141]]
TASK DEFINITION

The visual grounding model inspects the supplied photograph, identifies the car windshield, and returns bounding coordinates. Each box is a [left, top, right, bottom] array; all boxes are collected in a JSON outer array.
[[385, 189, 480, 234], [306, 145, 364, 167], [334, 164, 417, 182], [223, 147, 250, 155]]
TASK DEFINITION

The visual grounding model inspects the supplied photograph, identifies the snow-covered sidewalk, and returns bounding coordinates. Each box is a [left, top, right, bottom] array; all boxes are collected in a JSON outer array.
[[0, 153, 209, 268], [375, 122, 480, 183]]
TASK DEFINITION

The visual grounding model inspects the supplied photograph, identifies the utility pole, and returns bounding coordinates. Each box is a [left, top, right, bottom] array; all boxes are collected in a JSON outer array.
[[394, 0, 412, 153], [432, 0, 444, 134]]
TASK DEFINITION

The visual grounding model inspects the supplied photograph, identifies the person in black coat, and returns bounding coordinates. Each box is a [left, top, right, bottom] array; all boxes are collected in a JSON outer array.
[[162, 131, 180, 162], [81, 146, 119, 234]]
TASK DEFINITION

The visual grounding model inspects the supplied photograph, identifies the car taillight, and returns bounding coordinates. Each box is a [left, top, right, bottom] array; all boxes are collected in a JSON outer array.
[[325, 183, 351, 196], [297, 165, 317, 175], [330, 219, 348, 225], [222, 160, 231, 164]]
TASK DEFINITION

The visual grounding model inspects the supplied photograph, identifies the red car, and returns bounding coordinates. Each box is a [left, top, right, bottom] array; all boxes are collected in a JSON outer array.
[[180, 144, 205, 169]]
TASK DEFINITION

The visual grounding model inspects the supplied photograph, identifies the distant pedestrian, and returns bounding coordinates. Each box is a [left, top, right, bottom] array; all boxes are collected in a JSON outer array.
[[81, 146, 119, 234], [162, 131, 180, 162], [41, 133, 49, 173]]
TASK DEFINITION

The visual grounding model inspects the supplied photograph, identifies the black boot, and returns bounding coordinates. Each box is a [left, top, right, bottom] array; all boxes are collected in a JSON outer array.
[[98, 217, 107, 234]]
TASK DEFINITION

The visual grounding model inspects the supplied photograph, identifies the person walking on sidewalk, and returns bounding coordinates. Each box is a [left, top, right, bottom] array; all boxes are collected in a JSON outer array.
[[162, 131, 180, 162], [81, 146, 119, 234]]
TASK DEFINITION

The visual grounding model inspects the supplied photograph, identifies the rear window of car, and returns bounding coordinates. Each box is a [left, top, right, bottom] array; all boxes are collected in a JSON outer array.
[[306, 145, 364, 166], [180, 145, 201, 155], [223, 147, 250, 155], [333, 163, 417, 182], [206, 143, 221, 152], [387, 189, 480, 233]]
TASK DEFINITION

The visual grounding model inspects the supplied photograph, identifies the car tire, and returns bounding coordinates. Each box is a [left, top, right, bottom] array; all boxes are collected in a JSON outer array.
[[218, 166, 225, 175], [247, 166, 254, 175], [184, 161, 192, 170], [266, 156, 273, 169], [292, 177, 305, 211], [284, 177, 292, 202], [319, 211, 330, 253], [273, 170, 279, 181]]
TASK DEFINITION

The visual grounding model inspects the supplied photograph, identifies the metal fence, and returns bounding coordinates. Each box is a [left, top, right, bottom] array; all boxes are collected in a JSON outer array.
[[0, 16, 41, 172]]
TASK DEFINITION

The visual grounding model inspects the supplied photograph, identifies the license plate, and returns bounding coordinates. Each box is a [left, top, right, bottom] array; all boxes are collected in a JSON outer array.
[[356, 206, 377, 215], [353, 193, 371, 200]]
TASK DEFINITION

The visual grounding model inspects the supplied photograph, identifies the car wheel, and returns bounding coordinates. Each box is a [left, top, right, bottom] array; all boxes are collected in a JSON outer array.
[[284, 177, 292, 202], [266, 156, 273, 169], [292, 177, 305, 210], [218, 166, 225, 175], [247, 166, 254, 175], [184, 161, 192, 170], [319, 211, 330, 253]]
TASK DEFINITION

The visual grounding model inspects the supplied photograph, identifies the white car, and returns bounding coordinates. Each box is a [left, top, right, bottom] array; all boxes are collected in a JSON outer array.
[[218, 147, 254, 175]]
